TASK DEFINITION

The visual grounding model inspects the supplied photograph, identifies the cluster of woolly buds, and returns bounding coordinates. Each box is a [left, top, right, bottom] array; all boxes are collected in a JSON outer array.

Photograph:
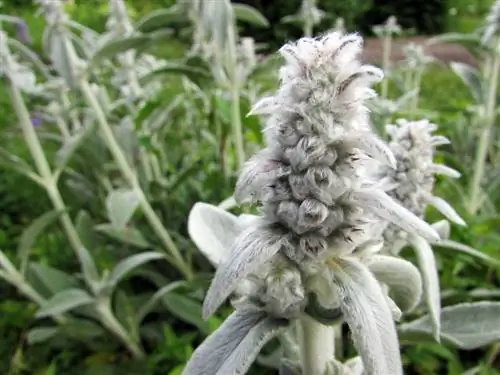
[[204, 32, 439, 320], [381, 118, 465, 253], [231, 254, 306, 318]]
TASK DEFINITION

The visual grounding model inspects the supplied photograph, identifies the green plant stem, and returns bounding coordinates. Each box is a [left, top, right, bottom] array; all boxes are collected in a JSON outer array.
[[299, 315, 334, 375], [226, 23, 246, 172], [79, 80, 192, 280], [468, 51, 500, 214], [7, 80, 88, 267], [0, 270, 66, 325], [96, 300, 145, 360], [381, 33, 392, 98]]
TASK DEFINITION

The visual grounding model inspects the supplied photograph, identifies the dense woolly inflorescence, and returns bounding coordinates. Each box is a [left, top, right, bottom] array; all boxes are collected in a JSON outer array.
[[381, 119, 464, 254], [236, 32, 392, 263], [203, 32, 438, 320]]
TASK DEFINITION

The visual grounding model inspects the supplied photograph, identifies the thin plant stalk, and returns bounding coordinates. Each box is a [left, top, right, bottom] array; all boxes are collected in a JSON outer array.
[[226, 22, 246, 171], [7, 79, 88, 266], [468, 48, 500, 214], [299, 315, 334, 375], [381, 31, 392, 99], [79, 79, 193, 279], [96, 298, 146, 359]]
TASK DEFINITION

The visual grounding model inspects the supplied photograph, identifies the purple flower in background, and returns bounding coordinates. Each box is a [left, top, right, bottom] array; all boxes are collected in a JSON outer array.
[[15, 19, 32, 45], [31, 113, 43, 127]]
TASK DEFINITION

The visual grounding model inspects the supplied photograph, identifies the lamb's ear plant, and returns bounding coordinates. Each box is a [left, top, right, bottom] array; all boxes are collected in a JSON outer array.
[[185, 31, 448, 375], [424, 0, 500, 215]]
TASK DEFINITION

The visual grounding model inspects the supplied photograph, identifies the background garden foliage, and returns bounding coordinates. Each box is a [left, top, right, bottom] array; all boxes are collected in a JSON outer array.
[[0, 0, 500, 374]]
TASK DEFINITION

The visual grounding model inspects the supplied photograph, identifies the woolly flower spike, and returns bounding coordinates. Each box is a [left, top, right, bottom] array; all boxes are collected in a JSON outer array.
[[378, 118, 499, 342], [208, 32, 437, 318], [185, 32, 438, 375], [382, 118, 464, 255]]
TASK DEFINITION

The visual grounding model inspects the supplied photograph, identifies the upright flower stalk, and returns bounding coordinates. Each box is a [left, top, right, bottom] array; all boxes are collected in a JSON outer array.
[[185, 32, 439, 375]]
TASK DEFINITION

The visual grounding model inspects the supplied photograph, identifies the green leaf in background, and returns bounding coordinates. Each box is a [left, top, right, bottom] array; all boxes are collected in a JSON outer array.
[[0, 146, 40, 183], [90, 35, 152, 65], [105, 188, 141, 229], [136, 281, 185, 323], [0, 249, 18, 274], [28, 262, 80, 295], [27, 326, 59, 345], [232, 4, 270, 28], [399, 301, 500, 349], [17, 210, 65, 275], [36, 288, 93, 318], [135, 6, 186, 33], [161, 292, 210, 334], [106, 251, 164, 288], [54, 122, 97, 176], [449, 62, 484, 104], [140, 63, 211, 88], [94, 223, 150, 249], [75, 210, 97, 251], [60, 318, 106, 341]]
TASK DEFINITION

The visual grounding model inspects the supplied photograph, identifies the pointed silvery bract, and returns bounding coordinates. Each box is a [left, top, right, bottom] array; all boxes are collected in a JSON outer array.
[[331, 257, 403, 375], [188, 202, 242, 266], [432, 239, 500, 267], [203, 221, 287, 319], [367, 255, 423, 312], [428, 164, 461, 179], [431, 220, 451, 240], [234, 149, 288, 204], [424, 195, 466, 226], [408, 234, 441, 341], [345, 133, 397, 169], [215, 316, 288, 375], [182, 310, 285, 375], [353, 189, 440, 242]]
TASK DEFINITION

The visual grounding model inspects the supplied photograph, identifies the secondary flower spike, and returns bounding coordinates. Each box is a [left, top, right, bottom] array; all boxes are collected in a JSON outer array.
[[203, 32, 439, 320]]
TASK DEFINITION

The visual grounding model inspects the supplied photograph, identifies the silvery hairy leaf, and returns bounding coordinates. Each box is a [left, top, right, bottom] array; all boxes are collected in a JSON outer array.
[[232, 3, 269, 28], [135, 6, 186, 33], [36, 288, 94, 318], [432, 239, 500, 267], [399, 301, 500, 350], [105, 251, 164, 289], [425, 195, 466, 226], [353, 189, 440, 242], [18, 210, 64, 275], [408, 234, 441, 341], [431, 220, 450, 239], [449, 62, 484, 104], [55, 122, 97, 175], [331, 257, 402, 375], [27, 262, 80, 295], [182, 310, 287, 375], [203, 222, 286, 319], [367, 255, 423, 312], [90, 35, 152, 66], [105, 188, 141, 229], [187, 202, 241, 266]]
